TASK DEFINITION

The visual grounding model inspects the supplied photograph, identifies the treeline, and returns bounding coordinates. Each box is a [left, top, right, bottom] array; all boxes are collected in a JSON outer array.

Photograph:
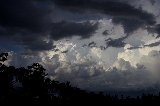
[[0, 53, 160, 105]]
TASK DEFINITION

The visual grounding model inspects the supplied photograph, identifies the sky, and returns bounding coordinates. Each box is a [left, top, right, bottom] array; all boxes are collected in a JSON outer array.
[[1, 0, 160, 92]]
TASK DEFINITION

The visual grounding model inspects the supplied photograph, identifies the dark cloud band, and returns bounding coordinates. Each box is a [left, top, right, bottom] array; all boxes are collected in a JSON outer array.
[[53, 0, 156, 34], [0, 0, 158, 52]]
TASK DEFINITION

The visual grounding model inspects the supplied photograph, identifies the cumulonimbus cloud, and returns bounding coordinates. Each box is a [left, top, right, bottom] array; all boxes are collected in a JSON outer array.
[[6, 38, 160, 92]]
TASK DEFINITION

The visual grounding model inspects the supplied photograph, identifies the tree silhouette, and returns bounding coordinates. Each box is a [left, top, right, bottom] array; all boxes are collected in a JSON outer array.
[[1, 52, 160, 105], [18, 63, 48, 103], [0, 53, 15, 104], [0, 53, 8, 62]]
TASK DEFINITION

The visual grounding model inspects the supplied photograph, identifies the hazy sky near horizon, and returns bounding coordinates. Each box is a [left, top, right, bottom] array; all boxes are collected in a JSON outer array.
[[1, 0, 160, 92]]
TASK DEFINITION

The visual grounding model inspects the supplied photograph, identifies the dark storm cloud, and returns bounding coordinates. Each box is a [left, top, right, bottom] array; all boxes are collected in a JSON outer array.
[[125, 40, 160, 50], [21, 21, 98, 51], [144, 41, 160, 47], [0, 20, 98, 51], [112, 17, 144, 34], [0, 0, 52, 32], [0, 26, 54, 51], [0, 0, 158, 51], [50, 21, 98, 40], [127, 46, 142, 50], [126, 40, 160, 50], [0, 0, 99, 51], [149, 0, 156, 5], [105, 37, 126, 48], [82, 35, 127, 50], [147, 24, 160, 38], [0, 0, 54, 51], [53, 0, 156, 34], [22, 37, 54, 51]]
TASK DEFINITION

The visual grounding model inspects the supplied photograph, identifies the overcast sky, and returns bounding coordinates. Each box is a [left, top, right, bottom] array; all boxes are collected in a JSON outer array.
[[1, 0, 160, 92]]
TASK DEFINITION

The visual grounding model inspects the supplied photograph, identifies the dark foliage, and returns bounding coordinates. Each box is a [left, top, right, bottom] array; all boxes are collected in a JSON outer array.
[[0, 53, 160, 105]]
